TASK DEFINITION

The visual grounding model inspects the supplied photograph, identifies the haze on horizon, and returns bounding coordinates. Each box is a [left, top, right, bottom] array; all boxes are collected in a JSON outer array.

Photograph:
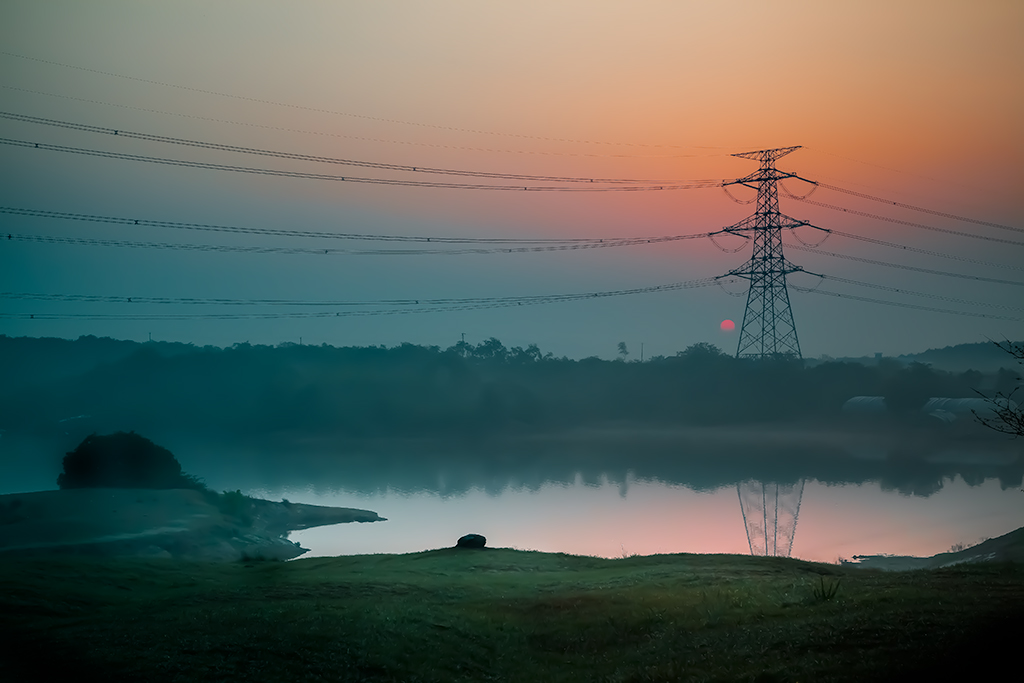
[[1, 1, 1022, 359]]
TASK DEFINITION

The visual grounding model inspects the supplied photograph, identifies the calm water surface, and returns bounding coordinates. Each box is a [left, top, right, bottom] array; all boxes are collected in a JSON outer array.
[[3, 428, 1022, 563], [250, 475, 1022, 563]]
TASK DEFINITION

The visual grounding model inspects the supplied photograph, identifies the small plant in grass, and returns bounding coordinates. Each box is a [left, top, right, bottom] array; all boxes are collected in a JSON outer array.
[[812, 576, 841, 602]]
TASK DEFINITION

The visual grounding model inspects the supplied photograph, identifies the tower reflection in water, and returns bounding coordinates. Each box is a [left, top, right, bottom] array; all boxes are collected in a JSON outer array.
[[737, 480, 805, 557]]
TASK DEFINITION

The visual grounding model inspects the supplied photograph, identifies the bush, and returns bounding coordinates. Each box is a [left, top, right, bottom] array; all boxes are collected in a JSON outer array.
[[214, 489, 255, 526], [57, 431, 205, 490]]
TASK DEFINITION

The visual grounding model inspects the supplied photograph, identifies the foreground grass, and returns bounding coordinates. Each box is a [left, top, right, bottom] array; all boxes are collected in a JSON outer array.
[[2, 549, 1022, 682]]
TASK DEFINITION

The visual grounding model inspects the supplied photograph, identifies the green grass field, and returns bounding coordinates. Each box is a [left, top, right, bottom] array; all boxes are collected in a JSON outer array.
[[2, 549, 1022, 682]]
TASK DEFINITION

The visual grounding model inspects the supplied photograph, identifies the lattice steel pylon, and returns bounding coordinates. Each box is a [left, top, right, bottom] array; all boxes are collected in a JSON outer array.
[[721, 146, 808, 359]]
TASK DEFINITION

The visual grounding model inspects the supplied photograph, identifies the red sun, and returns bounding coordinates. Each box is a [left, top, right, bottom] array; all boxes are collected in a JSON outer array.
[[720, 319, 736, 332]]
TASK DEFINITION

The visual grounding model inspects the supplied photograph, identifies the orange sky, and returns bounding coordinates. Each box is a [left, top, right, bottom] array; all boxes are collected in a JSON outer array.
[[1, 1, 1022, 356]]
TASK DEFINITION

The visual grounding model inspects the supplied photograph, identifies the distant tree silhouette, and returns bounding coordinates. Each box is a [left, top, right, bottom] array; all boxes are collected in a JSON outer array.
[[975, 341, 1024, 437], [883, 362, 940, 416], [678, 342, 726, 359], [473, 337, 508, 361], [57, 431, 205, 490], [509, 343, 544, 364], [6, 335, 1018, 440]]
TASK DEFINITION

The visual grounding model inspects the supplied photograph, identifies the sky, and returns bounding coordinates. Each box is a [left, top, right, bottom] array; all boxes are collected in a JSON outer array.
[[1, 0, 1022, 360]]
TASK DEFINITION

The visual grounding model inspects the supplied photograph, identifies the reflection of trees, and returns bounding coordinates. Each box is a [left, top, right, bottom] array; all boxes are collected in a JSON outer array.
[[171, 431, 1024, 500], [878, 449, 947, 497]]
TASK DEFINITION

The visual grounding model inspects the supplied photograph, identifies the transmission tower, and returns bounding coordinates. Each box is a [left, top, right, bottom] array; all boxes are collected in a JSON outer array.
[[737, 480, 805, 557], [721, 146, 808, 359]]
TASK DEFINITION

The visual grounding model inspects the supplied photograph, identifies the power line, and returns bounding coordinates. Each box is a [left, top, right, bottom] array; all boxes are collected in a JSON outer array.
[[815, 275, 1024, 312], [2, 305, 531, 320], [0, 50, 726, 152], [0, 293, 504, 306], [790, 286, 1022, 322], [1, 206, 718, 255], [802, 146, 986, 192], [13, 271, 1017, 314], [816, 182, 1023, 235], [16, 210, 1024, 315], [0, 137, 722, 192], [804, 225, 1024, 272], [1, 280, 731, 307], [8, 268, 1019, 325], [2, 231, 709, 256], [12, 205, 1016, 274], [0, 277, 727, 320], [0, 89, 711, 159], [0, 111, 708, 184], [0, 206, 606, 243], [785, 242, 1024, 286], [788, 196, 1024, 247]]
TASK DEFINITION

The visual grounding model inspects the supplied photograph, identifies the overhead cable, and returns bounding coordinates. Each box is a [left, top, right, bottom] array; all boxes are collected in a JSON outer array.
[[0, 86, 716, 159], [0, 206, 608, 243], [817, 275, 1024, 312], [786, 242, 1024, 286], [799, 222, 1024, 271], [0, 111, 707, 184], [0, 277, 727, 320], [1, 206, 718, 254], [2, 231, 708, 256], [790, 286, 1022, 322], [817, 182, 1023, 234], [0, 51, 726, 152], [790, 197, 1024, 247], [802, 147, 985, 191], [1, 279, 734, 308], [0, 137, 721, 192]]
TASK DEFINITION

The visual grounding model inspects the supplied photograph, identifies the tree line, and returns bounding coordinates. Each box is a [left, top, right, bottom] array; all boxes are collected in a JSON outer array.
[[1, 335, 1020, 440]]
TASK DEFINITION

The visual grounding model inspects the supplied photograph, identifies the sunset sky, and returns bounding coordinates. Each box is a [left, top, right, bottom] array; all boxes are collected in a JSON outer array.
[[1, 1, 1021, 358]]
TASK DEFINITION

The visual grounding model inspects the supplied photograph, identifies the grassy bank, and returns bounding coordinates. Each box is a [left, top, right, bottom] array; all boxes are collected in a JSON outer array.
[[2, 549, 1022, 682]]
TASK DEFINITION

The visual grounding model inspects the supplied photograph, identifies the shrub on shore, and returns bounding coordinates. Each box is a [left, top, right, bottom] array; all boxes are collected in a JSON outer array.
[[57, 431, 205, 491]]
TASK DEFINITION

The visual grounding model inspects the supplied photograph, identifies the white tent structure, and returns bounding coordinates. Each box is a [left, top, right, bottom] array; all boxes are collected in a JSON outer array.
[[841, 396, 1019, 423]]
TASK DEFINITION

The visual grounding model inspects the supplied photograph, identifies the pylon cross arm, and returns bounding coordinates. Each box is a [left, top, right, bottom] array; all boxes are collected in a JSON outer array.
[[725, 263, 805, 280], [722, 177, 760, 190], [724, 169, 799, 188], [731, 145, 801, 162]]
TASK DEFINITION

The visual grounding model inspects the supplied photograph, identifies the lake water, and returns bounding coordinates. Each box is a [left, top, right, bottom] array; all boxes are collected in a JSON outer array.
[[249, 475, 1022, 563], [3, 427, 1022, 563]]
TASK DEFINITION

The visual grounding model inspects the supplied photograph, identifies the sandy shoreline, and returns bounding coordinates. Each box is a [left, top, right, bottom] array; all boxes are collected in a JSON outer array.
[[0, 488, 384, 561], [844, 525, 1024, 570]]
